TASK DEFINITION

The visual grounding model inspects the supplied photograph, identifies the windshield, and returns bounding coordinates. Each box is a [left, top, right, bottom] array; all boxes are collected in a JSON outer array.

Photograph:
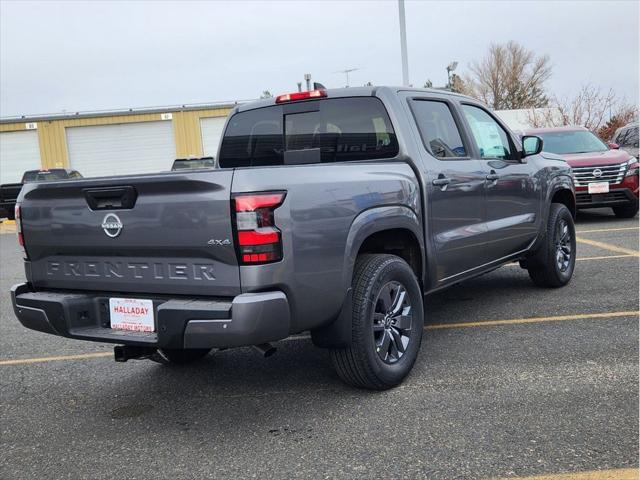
[[536, 130, 608, 155], [22, 170, 70, 182], [172, 158, 215, 170]]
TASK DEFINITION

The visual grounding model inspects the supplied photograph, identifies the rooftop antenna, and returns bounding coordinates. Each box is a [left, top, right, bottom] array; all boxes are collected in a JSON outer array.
[[333, 68, 359, 87]]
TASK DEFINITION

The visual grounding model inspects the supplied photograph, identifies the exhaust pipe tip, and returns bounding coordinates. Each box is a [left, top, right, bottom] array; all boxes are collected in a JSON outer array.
[[253, 343, 277, 358]]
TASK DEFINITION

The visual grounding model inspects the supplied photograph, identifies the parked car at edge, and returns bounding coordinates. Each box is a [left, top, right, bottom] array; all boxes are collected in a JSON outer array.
[[171, 157, 216, 171], [0, 169, 83, 220], [524, 126, 639, 218], [612, 121, 639, 160], [11, 87, 576, 390]]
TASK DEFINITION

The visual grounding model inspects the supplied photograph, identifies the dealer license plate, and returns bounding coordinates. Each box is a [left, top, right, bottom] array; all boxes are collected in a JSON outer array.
[[109, 298, 155, 332], [588, 182, 609, 194]]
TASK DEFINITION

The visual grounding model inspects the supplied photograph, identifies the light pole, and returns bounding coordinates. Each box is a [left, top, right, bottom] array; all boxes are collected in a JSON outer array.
[[398, 0, 409, 86]]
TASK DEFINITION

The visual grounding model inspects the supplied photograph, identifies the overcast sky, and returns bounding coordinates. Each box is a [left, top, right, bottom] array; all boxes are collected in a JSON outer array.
[[1, 0, 638, 117]]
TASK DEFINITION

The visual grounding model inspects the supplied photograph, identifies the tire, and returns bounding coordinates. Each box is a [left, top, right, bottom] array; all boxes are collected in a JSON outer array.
[[612, 204, 639, 219], [330, 254, 424, 390], [153, 348, 211, 365], [526, 203, 576, 288]]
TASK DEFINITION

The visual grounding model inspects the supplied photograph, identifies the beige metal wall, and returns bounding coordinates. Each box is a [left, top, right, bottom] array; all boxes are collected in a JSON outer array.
[[0, 107, 232, 169]]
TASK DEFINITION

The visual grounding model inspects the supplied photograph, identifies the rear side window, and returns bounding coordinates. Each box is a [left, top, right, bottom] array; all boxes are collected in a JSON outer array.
[[218, 97, 398, 167], [411, 100, 467, 159]]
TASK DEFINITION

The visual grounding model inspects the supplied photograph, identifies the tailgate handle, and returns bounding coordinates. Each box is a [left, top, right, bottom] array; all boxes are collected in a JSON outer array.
[[83, 186, 137, 210]]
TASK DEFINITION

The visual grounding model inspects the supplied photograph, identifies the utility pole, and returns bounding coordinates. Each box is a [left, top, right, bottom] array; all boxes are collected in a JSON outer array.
[[398, 0, 409, 86]]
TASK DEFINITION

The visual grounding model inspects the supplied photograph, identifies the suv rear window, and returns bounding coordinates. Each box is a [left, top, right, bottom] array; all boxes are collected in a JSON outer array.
[[218, 97, 398, 168]]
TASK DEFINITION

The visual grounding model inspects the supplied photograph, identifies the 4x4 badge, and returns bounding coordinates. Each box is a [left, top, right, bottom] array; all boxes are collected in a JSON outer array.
[[208, 239, 231, 246], [101, 213, 123, 238]]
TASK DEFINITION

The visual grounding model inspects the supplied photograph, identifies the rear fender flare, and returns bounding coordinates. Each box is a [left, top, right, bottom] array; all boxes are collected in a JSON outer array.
[[312, 205, 424, 349], [343, 205, 425, 292]]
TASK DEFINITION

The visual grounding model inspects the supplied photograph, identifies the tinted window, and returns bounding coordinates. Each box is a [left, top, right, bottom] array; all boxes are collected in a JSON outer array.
[[218, 97, 398, 167], [462, 105, 516, 160], [617, 126, 638, 147], [535, 130, 608, 154], [172, 158, 216, 170], [22, 170, 70, 182], [411, 100, 466, 158]]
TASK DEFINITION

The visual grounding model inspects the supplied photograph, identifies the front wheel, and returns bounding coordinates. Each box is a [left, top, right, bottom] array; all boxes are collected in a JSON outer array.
[[330, 254, 424, 390], [612, 204, 638, 219], [526, 203, 576, 288]]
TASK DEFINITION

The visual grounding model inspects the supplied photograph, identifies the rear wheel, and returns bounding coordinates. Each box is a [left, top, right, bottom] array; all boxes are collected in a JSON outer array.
[[330, 254, 423, 390], [526, 203, 576, 288], [154, 348, 211, 365], [612, 204, 638, 218]]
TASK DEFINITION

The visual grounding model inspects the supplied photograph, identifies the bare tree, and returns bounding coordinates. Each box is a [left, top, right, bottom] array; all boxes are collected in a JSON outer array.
[[465, 41, 552, 109], [260, 90, 273, 99], [526, 84, 638, 137]]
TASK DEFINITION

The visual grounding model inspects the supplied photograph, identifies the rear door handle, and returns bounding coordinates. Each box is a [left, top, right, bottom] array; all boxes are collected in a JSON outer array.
[[432, 178, 451, 187]]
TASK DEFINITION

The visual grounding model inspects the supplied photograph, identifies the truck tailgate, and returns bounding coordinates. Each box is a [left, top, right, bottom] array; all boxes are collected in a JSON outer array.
[[19, 171, 240, 296]]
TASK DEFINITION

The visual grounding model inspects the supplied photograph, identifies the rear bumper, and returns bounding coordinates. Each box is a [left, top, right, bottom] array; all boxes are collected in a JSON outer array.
[[10, 283, 290, 349]]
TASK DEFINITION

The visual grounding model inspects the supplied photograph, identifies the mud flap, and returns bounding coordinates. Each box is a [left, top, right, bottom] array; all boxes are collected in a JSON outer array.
[[311, 288, 353, 348]]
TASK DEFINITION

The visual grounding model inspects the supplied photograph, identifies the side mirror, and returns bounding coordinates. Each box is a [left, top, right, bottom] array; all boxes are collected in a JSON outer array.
[[522, 135, 543, 157], [608, 142, 620, 149]]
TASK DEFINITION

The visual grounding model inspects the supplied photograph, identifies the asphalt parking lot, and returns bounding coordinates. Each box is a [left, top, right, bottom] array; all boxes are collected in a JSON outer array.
[[0, 209, 638, 480]]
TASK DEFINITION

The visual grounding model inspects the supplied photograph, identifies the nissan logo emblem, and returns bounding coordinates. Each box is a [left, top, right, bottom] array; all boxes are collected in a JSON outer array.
[[592, 168, 603, 178], [101, 213, 123, 238]]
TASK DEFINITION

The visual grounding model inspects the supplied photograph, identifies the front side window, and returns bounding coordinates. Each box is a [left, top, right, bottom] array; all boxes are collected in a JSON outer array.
[[462, 105, 516, 160], [411, 100, 466, 159], [218, 97, 398, 167], [535, 130, 609, 155]]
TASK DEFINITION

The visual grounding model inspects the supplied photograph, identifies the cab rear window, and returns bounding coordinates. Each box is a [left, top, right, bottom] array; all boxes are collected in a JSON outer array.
[[218, 97, 398, 167]]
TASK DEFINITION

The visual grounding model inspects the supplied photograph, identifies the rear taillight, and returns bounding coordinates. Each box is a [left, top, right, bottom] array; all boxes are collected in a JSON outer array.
[[15, 204, 26, 257], [233, 192, 285, 264]]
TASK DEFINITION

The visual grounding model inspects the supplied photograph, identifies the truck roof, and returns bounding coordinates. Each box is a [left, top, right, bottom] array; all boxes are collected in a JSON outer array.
[[235, 86, 475, 113]]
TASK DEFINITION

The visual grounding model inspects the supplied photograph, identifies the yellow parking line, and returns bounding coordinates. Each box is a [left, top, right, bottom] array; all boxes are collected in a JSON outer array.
[[576, 254, 636, 261], [0, 352, 111, 366], [1, 220, 16, 225], [426, 311, 638, 330], [494, 467, 639, 480], [3, 312, 638, 366], [576, 237, 639, 257], [576, 226, 639, 234]]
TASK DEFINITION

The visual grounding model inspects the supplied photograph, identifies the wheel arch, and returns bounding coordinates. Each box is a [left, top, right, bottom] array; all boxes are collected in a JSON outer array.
[[343, 205, 425, 291], [312, 205, 425, 349]]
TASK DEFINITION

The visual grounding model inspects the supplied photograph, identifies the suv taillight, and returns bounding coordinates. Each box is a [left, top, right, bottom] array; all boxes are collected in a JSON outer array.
[[232, 192, 286, 264], [15, 204, 26, 257]]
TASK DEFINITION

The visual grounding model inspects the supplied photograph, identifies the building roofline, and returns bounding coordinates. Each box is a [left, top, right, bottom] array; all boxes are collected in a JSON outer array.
[[0, 100, 251, 124]]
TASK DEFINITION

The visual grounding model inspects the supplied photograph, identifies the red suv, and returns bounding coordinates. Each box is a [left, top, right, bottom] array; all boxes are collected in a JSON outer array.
[[524, 126, 639, 218]]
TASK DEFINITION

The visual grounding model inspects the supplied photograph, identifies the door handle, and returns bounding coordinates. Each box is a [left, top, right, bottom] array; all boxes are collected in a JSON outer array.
[[485, 172, 499, 181], [432, 178, 451, 187]]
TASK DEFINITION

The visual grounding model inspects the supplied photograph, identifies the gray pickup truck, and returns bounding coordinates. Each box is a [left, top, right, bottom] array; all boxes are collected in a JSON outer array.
[[11, 87, 576, 390]]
